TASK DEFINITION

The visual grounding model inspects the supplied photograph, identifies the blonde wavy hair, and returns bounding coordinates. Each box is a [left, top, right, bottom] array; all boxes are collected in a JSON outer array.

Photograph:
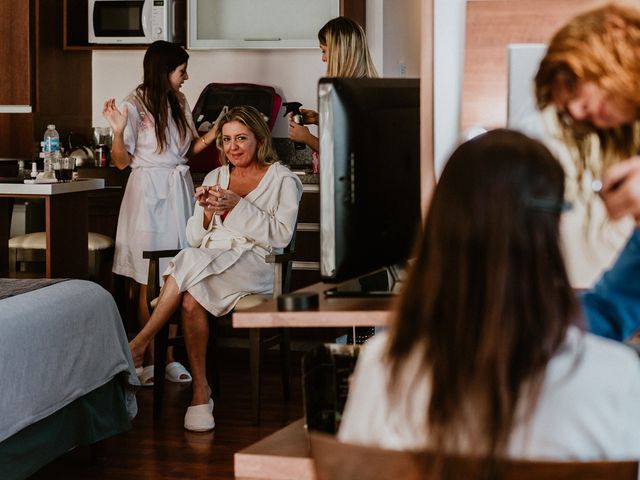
[[318, 17, 378, 78], [535, 2, 640, 178], [215, 106, 278, 167]]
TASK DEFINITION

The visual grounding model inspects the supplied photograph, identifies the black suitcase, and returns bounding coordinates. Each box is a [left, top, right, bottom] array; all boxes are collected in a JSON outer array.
[[192, 82, 282, 130], [189, 83, 282, 173]]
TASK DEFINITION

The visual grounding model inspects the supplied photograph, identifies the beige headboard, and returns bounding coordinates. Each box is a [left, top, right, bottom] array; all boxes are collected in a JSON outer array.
[[462, 0, 605, 132]]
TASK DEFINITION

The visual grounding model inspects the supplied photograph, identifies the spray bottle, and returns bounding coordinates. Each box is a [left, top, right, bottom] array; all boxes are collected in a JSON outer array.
[[282, 102, 306, 150]]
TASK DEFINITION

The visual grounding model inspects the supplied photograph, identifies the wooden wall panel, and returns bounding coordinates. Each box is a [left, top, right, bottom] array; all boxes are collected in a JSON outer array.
[[35, 0, 93, 146], [0, 1, 31, 105], [0, 114, 35, 158], [341, 0, 367, 29], [462, 0, 603, 131]]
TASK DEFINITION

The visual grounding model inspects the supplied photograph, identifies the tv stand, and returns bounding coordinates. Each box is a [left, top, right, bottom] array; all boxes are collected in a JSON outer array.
[[232, 282, 391, 328], [323, 265, 406, 298]]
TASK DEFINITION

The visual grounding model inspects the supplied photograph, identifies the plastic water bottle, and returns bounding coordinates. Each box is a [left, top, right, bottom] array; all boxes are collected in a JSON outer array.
[[43, 124, 60, 174], [43, 124, 59, 153]]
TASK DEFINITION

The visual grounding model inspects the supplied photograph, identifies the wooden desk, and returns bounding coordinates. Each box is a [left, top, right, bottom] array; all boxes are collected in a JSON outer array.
[[235, 419, 315, 480], [0, 179, 105, 278], [232, 282, 395, 328], [233, 283, 393, 478]]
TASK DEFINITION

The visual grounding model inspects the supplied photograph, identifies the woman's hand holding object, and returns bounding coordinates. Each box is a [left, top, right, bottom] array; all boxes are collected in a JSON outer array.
[[198, 185, 239, 214]]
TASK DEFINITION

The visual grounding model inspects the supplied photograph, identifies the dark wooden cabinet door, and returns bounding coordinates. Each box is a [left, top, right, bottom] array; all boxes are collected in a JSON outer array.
[[0, 1, 31, 105], [342, 0, 366, 28], [0, 114, 34, 158]]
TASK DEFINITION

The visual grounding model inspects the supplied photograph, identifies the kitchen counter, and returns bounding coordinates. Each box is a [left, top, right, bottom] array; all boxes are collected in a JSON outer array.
[[0, 178, 104, 195], [0, 178, 105, 278]]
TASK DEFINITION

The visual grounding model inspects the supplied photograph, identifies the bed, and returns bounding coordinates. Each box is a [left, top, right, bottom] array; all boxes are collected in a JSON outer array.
[[0, 278, 138, 479]]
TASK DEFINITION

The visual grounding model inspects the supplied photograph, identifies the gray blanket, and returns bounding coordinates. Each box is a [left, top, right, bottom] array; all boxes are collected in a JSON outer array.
[[0, 279, 139, 442], [0, 278, 67, 301]]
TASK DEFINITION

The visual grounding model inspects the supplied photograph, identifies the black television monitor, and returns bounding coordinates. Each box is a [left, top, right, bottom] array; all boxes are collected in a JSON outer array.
[[318, 77, 422, 284]]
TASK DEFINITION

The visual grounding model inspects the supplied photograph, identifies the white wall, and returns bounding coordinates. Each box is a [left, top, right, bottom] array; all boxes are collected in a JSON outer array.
[[433, 0, 466, 177], [366, 0, 421, 78], [92, 49, 326, 138], [92, 2, 422, 138], [382, 0, 421, 77]]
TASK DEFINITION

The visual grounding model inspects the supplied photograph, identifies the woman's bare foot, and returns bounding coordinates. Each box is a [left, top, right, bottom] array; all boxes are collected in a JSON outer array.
[[128, 339, 146, 367]]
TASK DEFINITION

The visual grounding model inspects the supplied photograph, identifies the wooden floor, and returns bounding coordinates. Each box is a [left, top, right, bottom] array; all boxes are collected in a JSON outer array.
[[30, 348, 305, 479]]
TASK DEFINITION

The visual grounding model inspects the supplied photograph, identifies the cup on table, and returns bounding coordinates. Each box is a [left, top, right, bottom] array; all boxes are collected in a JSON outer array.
[[54, 156, 75, 182]]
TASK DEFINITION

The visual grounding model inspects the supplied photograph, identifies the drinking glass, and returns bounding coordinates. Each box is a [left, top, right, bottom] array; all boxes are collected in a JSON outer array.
[[54, 156, 75, 182]]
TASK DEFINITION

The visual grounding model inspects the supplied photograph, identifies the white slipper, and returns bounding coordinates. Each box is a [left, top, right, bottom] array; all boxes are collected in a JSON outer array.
[[165, 361, 192, 383], [184, 399, 215, 432], [139, 365, 154, 387]]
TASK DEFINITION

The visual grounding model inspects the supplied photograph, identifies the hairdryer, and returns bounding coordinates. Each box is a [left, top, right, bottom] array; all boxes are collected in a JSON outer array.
[[283, 101, 306, 150]]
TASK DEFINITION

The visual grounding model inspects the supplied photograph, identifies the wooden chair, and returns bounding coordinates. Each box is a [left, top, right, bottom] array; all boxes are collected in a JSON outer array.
[[309, 432, 639, 480], [144, 229, 296, 424]]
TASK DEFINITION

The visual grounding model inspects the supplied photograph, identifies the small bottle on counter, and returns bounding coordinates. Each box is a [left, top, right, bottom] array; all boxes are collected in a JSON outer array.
[[94, 146, 108, 167], [30, 162, 38, 179], [17, 160, 25, 180]]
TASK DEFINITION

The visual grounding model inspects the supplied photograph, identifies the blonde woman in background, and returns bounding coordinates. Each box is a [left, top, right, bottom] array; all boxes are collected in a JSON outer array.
[[128, 106, 303, 431], [532, 2, 640, 287], [287, 16, 378, 152]]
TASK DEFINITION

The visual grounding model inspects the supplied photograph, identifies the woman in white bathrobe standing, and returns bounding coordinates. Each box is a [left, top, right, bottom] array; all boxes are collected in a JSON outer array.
[[103, 40, 220, 386], [129, 106, 303, 431]]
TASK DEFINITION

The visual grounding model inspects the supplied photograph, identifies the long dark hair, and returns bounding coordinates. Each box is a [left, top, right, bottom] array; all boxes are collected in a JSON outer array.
[[387, 129, 578, 460], [136, 40, 190, 152]]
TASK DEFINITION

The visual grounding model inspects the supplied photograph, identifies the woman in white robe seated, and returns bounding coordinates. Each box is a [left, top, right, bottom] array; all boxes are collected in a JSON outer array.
[[129, 106, 303, 431]]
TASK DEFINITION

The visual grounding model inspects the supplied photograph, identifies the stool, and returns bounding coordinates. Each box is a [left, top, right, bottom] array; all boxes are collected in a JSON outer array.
[[9, 232, 115, 281]]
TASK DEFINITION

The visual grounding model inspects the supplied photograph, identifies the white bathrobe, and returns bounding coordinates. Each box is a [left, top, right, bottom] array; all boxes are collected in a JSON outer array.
[[164, 162, 303, 316], [339, 328, 640, 459], [112, 92, 197, 284]]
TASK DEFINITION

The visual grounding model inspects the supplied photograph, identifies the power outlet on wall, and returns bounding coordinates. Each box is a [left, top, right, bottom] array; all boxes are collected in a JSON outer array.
[[399, 61, 407, 78]]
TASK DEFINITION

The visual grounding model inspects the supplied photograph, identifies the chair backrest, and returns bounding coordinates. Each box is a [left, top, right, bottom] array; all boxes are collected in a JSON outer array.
[[268, 222, 297, 299], [281, 224, 296, 295], [309, 433, 639, 480]]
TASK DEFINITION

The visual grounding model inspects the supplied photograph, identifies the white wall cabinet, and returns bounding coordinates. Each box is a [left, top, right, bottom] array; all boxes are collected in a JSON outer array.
[[188, 0, 340, 49]]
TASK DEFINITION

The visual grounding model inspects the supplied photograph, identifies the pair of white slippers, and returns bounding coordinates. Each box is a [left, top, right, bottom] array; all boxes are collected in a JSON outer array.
[[135, 361, 192, 387], [184, 398, 215, 432]]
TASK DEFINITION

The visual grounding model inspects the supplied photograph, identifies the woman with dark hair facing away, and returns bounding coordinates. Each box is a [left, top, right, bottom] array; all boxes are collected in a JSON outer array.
[[128, 106, 303, 431], [339, 130, 640, 460], [287, 16, 378, 153], [103, 40, 219, 386]]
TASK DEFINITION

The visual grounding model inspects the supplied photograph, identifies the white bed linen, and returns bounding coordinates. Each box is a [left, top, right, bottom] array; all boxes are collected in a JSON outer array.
[[0, 280, 138, 442]]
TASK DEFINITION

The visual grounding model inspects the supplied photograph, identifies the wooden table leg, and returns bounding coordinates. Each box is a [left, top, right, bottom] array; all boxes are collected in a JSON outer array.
[[46, 192, 88, 278], [0, 197, 13, 277]]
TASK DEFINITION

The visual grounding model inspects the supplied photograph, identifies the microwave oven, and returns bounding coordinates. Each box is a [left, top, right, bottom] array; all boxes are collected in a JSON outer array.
[[88, 0, 184, 44]]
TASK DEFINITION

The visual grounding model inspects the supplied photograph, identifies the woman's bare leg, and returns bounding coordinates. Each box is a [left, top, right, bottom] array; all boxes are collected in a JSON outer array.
[[136, 283, 153, 366], [137, 283, 179, 367], [181, 292, 211, 406], [129, 276, 183, 367]]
